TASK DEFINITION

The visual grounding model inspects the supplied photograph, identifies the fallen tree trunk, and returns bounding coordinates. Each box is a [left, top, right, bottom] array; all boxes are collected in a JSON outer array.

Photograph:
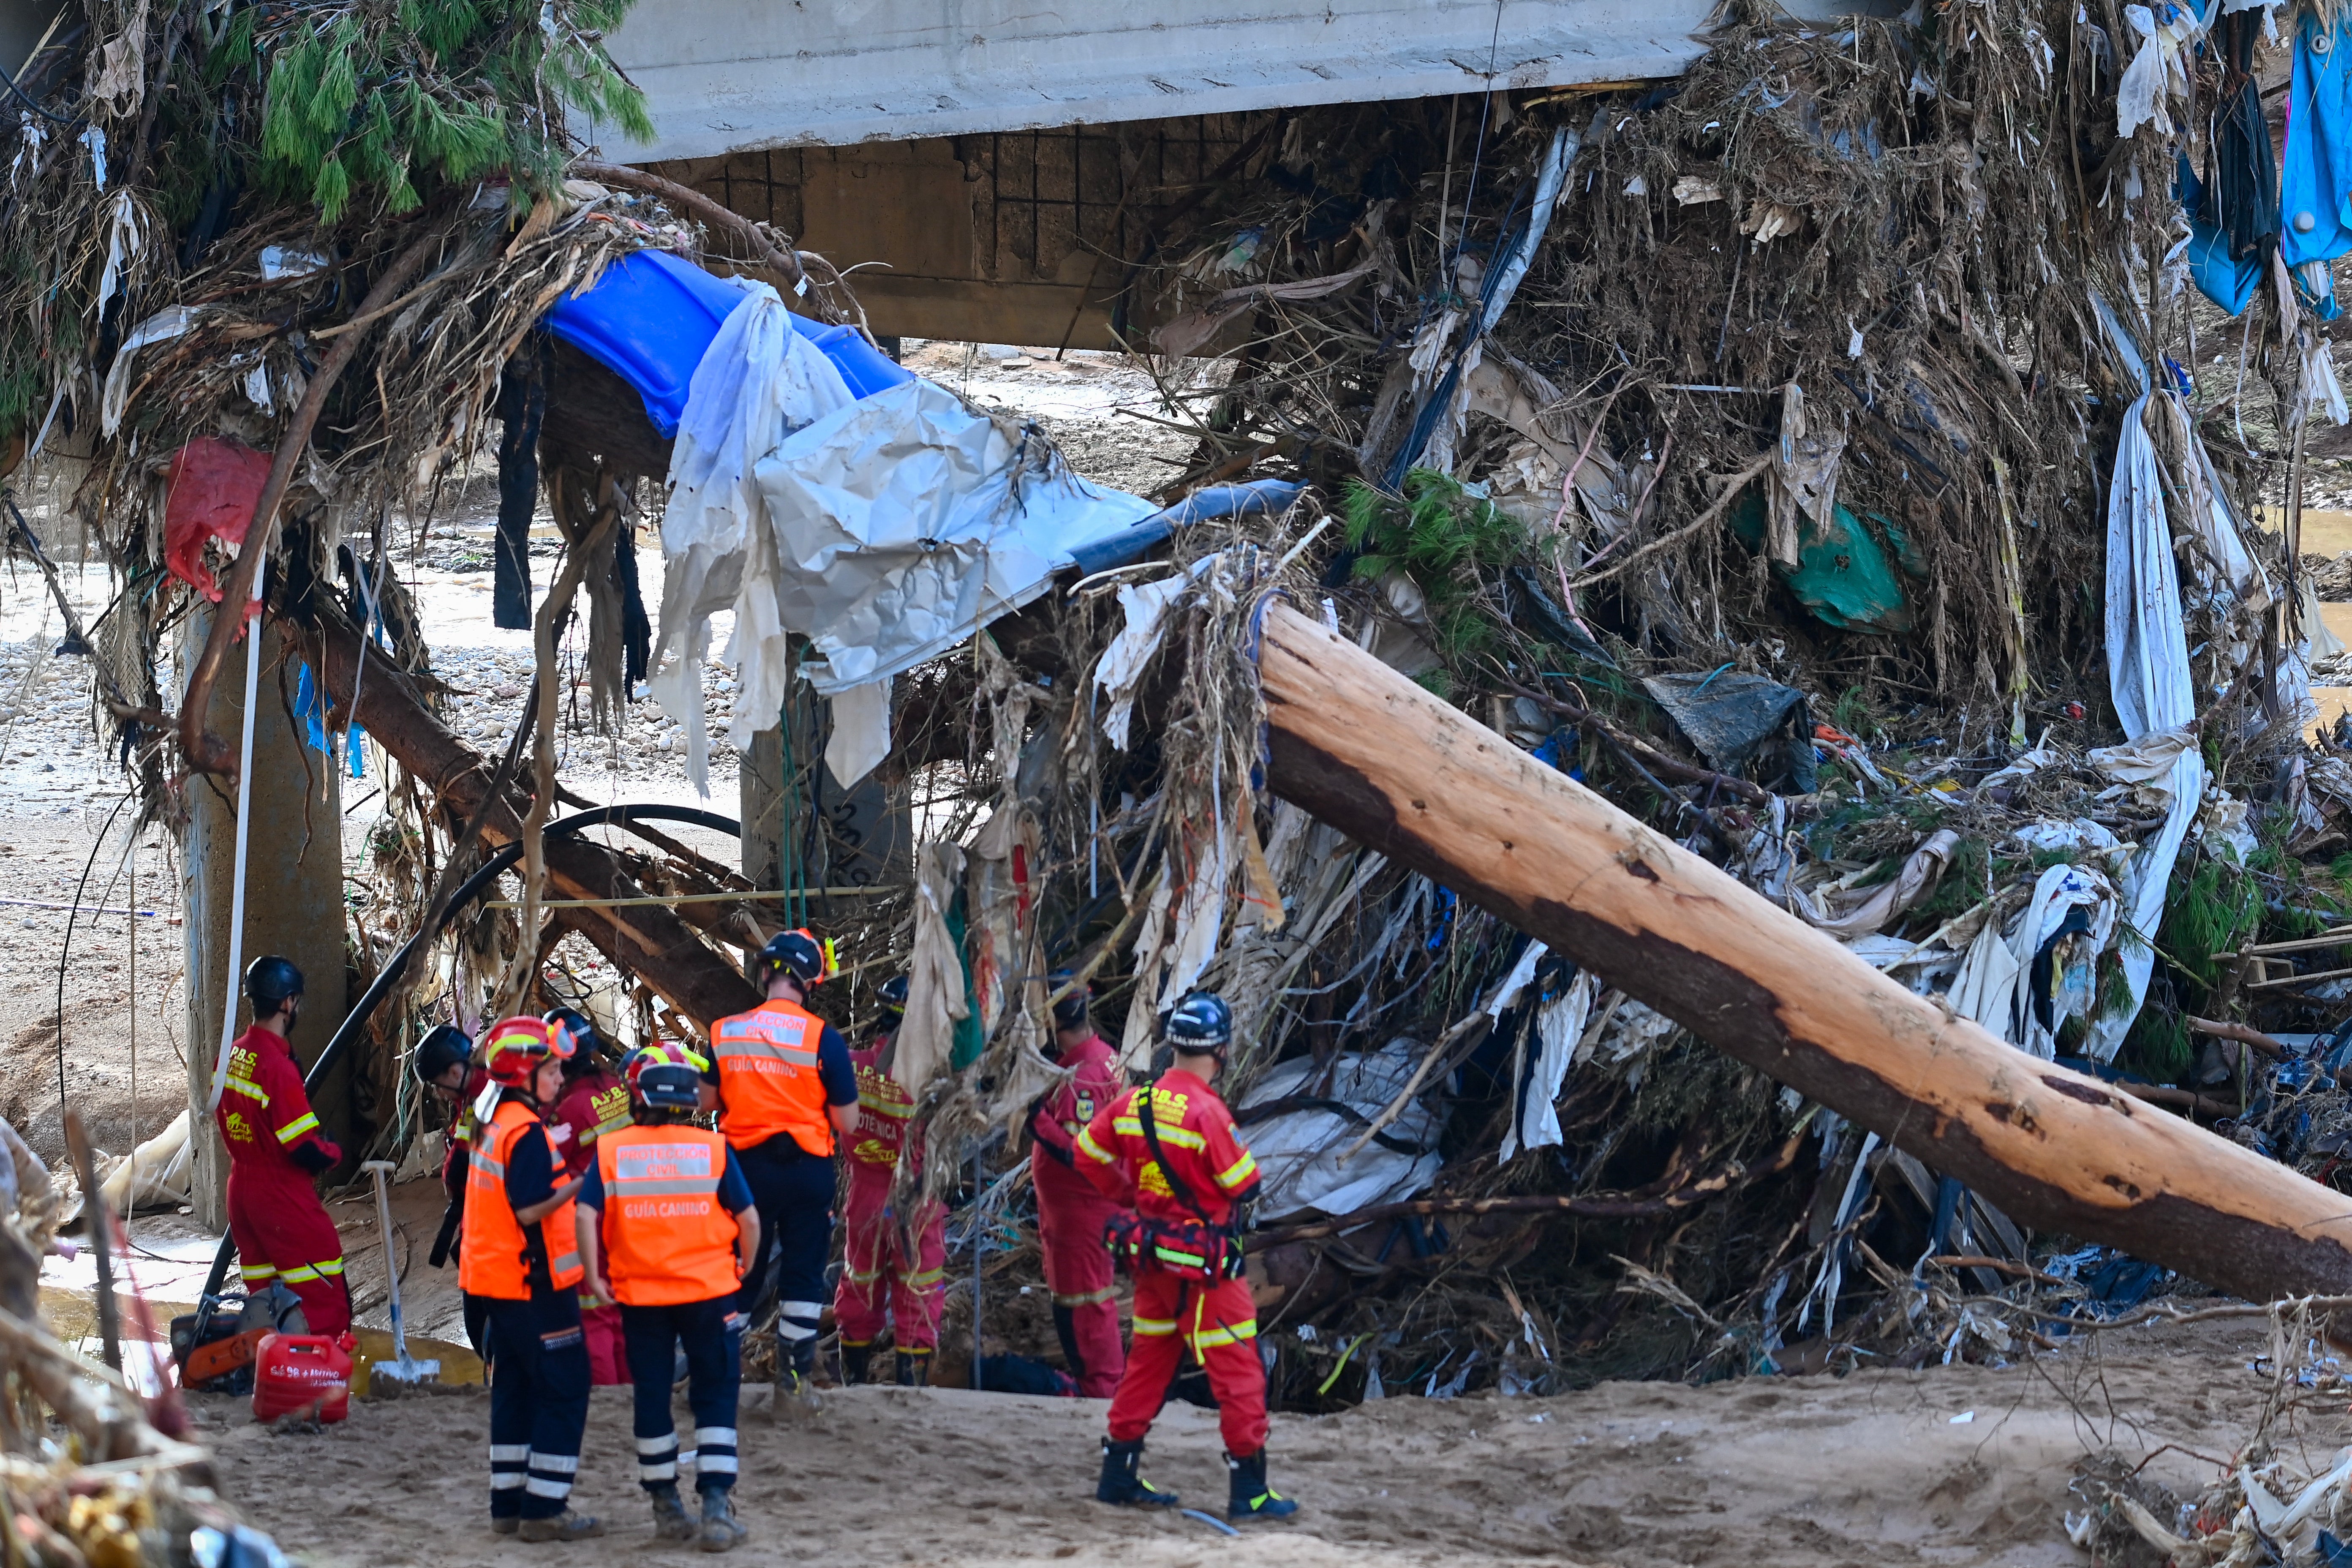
[[294, 609, 759, 1026], [1255, 603, 2352, 1303]]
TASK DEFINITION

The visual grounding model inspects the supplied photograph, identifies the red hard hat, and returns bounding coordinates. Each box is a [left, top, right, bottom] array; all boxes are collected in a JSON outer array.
[[482, 1016, 563, 1088]]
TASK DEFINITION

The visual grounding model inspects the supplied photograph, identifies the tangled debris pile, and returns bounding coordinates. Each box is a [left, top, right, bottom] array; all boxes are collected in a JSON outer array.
[[16, 0, 2352, 1434]]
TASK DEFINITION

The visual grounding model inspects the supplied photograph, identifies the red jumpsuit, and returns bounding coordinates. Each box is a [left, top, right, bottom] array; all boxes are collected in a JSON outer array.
[[833, 1040, 946, 1353], [547, 1066, 633, 1384], [215, 1025, 351, 1336], [1077, 1068, 1265, 1456], [1029, 1033, 1127, 1396]]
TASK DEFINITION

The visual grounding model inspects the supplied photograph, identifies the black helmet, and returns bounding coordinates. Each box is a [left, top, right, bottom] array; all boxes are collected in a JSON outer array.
[[753, 928, 832, 987], [1048, 969, 1090, 1031], [245, 955, 304, 1010], [543, 1007, 602, 1060], [1164, 991, 1232, 1052], [877, 975, 909, 1021], [414, 1024, 472, 1085]]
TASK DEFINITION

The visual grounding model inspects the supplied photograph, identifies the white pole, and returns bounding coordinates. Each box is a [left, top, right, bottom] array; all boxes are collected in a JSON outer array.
[[205, 595, 264, 1112]]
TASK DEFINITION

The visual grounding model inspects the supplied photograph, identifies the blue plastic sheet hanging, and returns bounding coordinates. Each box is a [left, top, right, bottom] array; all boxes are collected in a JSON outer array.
[[543, 250, 911, 437], [2281, 8, 2352, 270], [2178, 155, 2263, 316], [291, 662, 365, 776]]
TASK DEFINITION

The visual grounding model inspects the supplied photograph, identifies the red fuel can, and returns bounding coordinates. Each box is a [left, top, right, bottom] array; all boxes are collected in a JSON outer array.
[[250, 1332, 355, 1424]]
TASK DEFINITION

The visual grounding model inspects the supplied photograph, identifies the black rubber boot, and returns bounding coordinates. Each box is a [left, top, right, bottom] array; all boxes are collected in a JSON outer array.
[[842, 1343, 872, 1386], [771, 1339, 822, 1420], [649, 1485, 697, 1543], [516, 1510, 606, 1542], [1096, 1438, 1179, 1507], [1225, 1450, 1298, 1522], [697, 1490, 748, 1553], [895, 1350, 930, 1387]]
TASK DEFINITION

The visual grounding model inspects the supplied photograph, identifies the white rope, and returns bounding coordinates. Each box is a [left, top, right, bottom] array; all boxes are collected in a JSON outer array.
[[205, 595, 264, 1112]]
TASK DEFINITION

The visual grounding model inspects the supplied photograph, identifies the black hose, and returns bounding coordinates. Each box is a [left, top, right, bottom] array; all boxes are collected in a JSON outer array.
[[199, 803, 743, 1299], [0, 49, 81, 126]]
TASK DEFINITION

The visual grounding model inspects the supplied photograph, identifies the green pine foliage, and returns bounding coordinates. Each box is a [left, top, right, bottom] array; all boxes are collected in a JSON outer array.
[[1341, 468, 1542, 666], [219, 0, 653, 224]]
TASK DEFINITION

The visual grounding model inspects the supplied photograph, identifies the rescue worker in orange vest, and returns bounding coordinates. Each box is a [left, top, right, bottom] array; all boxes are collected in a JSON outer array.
[[461, 1015, 601, 1543], [544, 1007, 633, 1386], [1025, 972, 1127, 1397], [1077, 992, 1298, 1523], [701, 928, 859, 1414], [833, 974, 947, 1386], [577, 1044, 760, 1553], [215, 956, 351, 1336]]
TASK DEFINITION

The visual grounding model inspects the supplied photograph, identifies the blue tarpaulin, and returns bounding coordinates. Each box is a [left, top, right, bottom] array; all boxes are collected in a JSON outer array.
[[544, 250, 910, 436], [2282, 8, 2352, 271]]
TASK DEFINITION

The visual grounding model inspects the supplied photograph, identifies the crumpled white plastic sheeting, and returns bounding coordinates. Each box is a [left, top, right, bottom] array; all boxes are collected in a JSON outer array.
[[2085, 394, 2209, 1061], [2116, 3, 2199, 141], [1094, 558, 1215, 750], [1501, 971, 1598, 1162], [753, 379, 1158, 697], [652, 280, 858, 792], [1239, 1041, 1445, 1222]]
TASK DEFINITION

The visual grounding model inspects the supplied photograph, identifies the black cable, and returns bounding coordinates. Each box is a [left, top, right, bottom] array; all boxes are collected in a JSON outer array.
[[199, 802, 744, 1298], [58, 794, 138, 1119], [0, 52, 81, 127]]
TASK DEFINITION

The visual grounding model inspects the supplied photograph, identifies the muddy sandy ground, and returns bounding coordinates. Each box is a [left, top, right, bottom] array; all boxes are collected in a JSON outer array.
[[189, 1315, 2304, 1568]]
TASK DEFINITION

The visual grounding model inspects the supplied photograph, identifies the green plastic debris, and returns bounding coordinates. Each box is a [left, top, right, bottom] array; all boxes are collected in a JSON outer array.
[[1727, 487, 1918, 634]]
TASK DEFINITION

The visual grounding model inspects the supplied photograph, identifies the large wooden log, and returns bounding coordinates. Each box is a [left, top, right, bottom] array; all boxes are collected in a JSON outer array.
[[293, 610, 760, 1027], [1256, 603, 2352, 1303]]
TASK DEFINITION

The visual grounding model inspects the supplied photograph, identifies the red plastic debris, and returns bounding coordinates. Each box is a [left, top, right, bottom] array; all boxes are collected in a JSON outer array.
[[163, 437, 271, 603]]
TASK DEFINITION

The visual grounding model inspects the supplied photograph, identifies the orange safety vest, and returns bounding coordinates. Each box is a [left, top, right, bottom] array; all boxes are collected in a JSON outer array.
[[594, 1125, 741, 1307], [708, 999, 834, 1156], [460, 1100, 583, 1300]]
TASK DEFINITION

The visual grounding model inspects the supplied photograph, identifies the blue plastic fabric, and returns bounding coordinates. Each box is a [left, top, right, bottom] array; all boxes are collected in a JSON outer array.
[[1064, 478, 1307, 576], [2281, 9, 2352, 270], [544, 250, 912, 437], [2189, 217, 2263, 315]]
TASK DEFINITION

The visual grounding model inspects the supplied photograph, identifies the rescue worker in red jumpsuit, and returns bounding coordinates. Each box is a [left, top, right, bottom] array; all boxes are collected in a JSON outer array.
[[215, 956, 351, 1337], [544, 1007, 633, 1386], [578, 1043, 759, 1552], [833, 975, 947, 1386], [1025, 972, 1128, 1397], [462, 1015, 600, 1542], [1077, 991, 1298, 1523], [702, 928, 859, 1415]]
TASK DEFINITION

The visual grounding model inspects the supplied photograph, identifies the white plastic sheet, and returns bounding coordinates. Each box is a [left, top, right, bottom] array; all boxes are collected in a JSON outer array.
[[1239, 1042, 1445, 1222], [2085, 395, 2208, 1061], [822, 676, 892, 789], [652, 281, 857, 791], [1501, 971, 1597, 1162], [752, 379, 1157, 696], [1094, 561, 1212, 750]]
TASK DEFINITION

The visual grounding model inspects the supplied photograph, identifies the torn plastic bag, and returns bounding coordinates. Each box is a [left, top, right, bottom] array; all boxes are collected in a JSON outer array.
[[752, 379, 1158, 695], [1236, 1041, 1444, 1222], [1641, 668, 1818, 793], [1506, 566, 1617, 667], [1727, 487, 1916, 633], [164, 437, 273, 601]]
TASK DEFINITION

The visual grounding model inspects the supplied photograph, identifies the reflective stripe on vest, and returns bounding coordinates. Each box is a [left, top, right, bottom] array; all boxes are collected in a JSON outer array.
[[459, 1100, 584, 1300], [709, 1001, 834, 1155], [595, 1127, 739, 1307]]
